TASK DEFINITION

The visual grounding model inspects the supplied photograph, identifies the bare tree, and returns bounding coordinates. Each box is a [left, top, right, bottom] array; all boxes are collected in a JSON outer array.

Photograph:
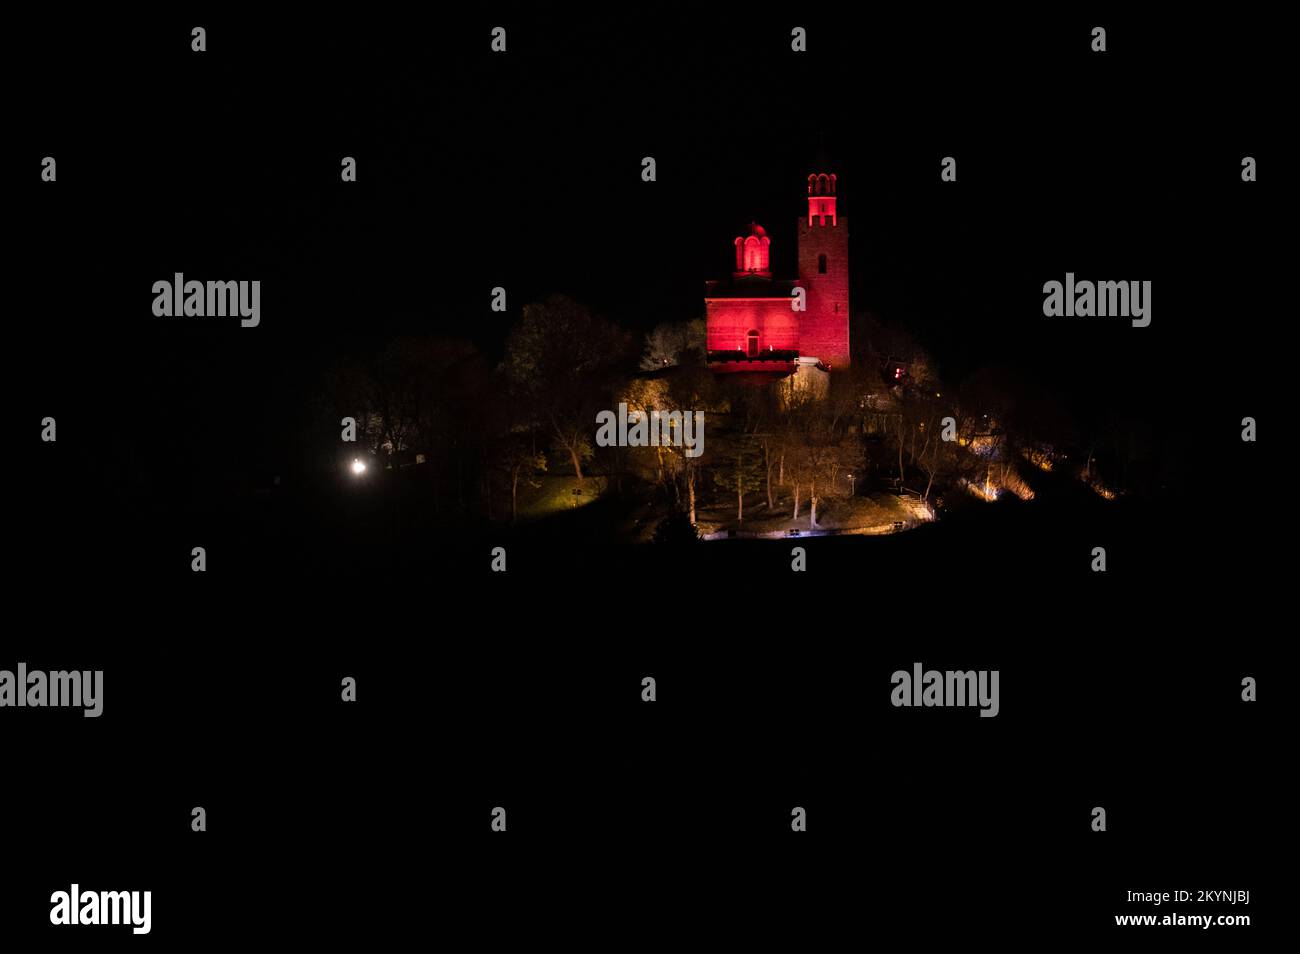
[[494, 439, 547, 522], [639, 318, 706, 370], [711, 436, 765, 523], [503, 295, 635, 483]]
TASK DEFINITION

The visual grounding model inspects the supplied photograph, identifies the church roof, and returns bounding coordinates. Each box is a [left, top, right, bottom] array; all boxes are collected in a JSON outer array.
[[705, 276, 800, 299]]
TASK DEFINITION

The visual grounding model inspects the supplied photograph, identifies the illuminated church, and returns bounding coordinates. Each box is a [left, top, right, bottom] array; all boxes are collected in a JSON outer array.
[[705, 171, 850, 383]]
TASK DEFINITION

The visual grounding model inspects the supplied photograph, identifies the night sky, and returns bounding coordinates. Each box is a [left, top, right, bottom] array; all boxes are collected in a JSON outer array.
[[19, 10, 1279, 524]]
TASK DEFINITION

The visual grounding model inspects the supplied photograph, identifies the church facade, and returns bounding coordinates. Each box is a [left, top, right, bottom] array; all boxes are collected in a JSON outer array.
[[705, 171, 850, 380]]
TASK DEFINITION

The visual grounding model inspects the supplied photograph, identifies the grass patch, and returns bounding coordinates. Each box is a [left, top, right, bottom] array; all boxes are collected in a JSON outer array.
[[513, 474, 609, 521]]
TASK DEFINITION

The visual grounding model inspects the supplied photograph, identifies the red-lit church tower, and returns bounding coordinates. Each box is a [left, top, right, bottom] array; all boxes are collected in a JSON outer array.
[[797, 173, 851, 369], [706, 171, 850, 378]]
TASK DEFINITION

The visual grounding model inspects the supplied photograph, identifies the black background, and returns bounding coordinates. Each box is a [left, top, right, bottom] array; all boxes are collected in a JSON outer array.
[[9, 7, 1281, 946]]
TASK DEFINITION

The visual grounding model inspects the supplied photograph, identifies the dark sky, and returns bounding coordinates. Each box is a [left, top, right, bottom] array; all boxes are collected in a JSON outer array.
[[19, 10, 1279, 483]]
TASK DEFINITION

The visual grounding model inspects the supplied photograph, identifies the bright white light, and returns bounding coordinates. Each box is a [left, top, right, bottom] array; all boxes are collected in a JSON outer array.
[[351, 459, 366, 475]]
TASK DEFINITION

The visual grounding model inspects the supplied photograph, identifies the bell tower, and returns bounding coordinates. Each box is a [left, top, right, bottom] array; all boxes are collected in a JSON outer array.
[[797, 171, 850, 369]]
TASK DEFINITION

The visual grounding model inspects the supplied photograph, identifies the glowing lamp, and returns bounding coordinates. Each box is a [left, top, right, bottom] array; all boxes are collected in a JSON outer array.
[[351, 459, 366, 475]]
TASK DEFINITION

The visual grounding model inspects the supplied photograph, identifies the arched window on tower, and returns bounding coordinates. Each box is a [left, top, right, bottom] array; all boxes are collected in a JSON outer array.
[[734, 224, 771, 275], [818, 253, 828, 274], [746, 330, 760, 358]]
